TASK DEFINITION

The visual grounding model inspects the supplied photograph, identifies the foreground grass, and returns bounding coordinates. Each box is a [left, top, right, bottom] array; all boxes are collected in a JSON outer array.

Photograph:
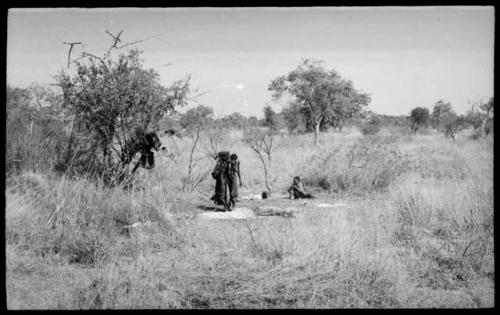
[[6, 129, 494, 308]]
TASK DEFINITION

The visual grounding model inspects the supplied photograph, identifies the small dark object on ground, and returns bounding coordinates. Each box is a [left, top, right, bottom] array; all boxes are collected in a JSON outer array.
[[262, 191, 269, 199]]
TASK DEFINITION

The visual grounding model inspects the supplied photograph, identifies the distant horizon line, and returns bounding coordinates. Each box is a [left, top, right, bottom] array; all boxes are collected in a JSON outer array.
[[7, 79, 483, 118]]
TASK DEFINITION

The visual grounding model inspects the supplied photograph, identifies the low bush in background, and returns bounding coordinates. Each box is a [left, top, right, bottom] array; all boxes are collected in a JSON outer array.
[[302, 136, 408, 195]]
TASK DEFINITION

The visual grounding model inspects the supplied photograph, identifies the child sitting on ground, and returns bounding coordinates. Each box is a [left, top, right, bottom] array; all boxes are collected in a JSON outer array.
[[288, 176, 314, 199]]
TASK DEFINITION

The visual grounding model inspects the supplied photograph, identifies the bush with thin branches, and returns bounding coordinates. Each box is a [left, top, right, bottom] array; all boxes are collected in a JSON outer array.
[[54, 34, 193, 184]]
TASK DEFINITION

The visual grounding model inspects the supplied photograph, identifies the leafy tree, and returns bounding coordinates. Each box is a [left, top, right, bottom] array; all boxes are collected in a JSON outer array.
[[268, 59, 370, 145], [54, 46, 192, 183], [218, 112, 248, 129], [247, 116, 259, 127], [442, 114, 467, 140], [179, 105, 214, 131], [463, 97, 494, 138], [262, 105, 285, 131], [473, 97, 494, 138], [464, 109, 483, 130], [431, 100, 455, 131], [409, 107, 430, 133], [281, 101, 308, 134], [376, 114, 409, 128], [324, 92, 371, 132], [263, 105, 277, 130]]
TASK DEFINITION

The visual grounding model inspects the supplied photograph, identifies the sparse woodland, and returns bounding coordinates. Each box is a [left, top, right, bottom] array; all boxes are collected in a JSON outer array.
[[6, 31, 494, 309]]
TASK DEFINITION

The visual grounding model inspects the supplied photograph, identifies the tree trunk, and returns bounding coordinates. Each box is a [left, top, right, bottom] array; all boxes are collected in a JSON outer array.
[[185, 127, 202, 191], [29, 120, 34, 138], [481, 108, 492, 138], [257, 152, 272, 197], [481, 118, 488, 138], [263, 165, 271, 197], [314, 122, 320, 146]]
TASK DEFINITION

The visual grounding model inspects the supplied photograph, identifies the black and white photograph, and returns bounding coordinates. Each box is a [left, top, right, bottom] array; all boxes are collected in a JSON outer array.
[[6, 6, 494, 309]]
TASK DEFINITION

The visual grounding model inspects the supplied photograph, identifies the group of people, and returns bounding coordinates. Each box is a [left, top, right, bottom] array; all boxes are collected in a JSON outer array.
[[210, 152, 313, 212], [211, 152, 242, 211]]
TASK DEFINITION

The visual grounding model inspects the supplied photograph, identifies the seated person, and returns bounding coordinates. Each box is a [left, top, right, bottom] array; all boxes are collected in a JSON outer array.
[[288, 176, 314, 199]]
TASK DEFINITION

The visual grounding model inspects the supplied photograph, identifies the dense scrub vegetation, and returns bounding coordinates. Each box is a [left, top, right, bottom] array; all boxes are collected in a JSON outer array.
[[6, 124, 494, 308], [5, 44, 494, 308]]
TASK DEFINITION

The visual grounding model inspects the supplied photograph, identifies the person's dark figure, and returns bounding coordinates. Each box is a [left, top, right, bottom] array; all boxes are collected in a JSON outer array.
[[123, 131, 164, 174], [288, 176, 314, 199], [227, 153, 242, 209], [211, 151, 232, 211]]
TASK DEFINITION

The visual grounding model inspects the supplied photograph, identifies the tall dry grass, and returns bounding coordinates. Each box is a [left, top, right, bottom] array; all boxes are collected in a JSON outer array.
[[6, 127, 494, 308]]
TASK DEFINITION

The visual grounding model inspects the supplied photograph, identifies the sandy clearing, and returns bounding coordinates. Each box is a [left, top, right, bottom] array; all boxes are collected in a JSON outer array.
[[197, 201, 349, 220], [198, 207, 256, 220], [315, 202, 348, 208]]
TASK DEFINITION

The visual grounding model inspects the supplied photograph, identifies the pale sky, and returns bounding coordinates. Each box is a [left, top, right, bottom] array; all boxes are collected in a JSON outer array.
[[7, 7, 494, 117]]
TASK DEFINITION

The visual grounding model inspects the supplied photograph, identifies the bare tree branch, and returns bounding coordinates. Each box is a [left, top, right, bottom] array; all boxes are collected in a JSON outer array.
[[184, 126, 205, 191], [63, 41, 84, 68], [243, 128, 275, 195], [105, 30, 160, 56], [105, 30, 124, 55], [116, 34, 157, 49], [106, 30, 122, 42]]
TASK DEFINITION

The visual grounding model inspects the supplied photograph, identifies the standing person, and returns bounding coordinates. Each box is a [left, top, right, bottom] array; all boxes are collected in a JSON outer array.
[[228, 153, 242, 208], [211, 151, 231, 211]]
